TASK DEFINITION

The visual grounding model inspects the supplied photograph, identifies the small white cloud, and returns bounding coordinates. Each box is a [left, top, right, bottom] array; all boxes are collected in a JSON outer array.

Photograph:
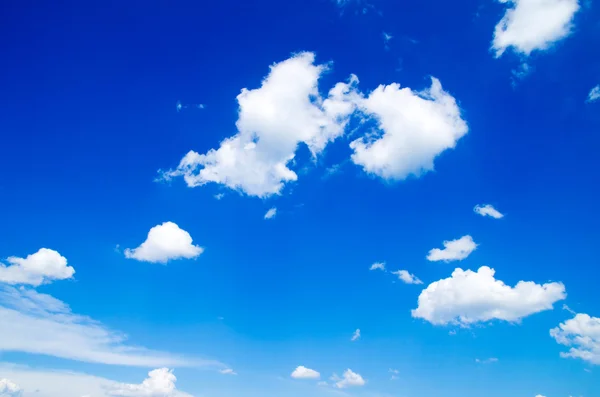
[[291, 366, 320, 380], [389, 369, 399, 374], [474, 204, 504, 219], [426, 235, 477, 262], [475, 357, 499, 364], [0, 378, 22, 397], [219, 368, 237, 376], [492, 0, 580, 57], [214, 193, 225, 200], [332, 369, 365, 388], [391, 270, 423, 285], [587, 85, 600, 103], [369, 262, 385, 271], [351, 329, 361, 341], [124, 222, 203, 264], [412, 266, 566, 326], [108, 368, 191, 397], [383, 32, 393, 42], [550, 313, 600, 365], [264, 207, 277, 220], [0, 248, 74, 287]]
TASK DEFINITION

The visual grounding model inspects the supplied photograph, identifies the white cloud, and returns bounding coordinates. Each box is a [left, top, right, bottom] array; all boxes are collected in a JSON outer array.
[[124, 222, 203, 264], [0, 378, 21, 397], [0, 249, 74, 287], [0, 286, 215, 367], [587, 85, 600, 103], [369, 262, 385, 271], [291, 366, 320, 380], [426, 235, 477, 262], [264, 207, 277, 220], [350, 77, 468, 181], [219, 368, 237, 376], [475, 357, 499, 364], [351, 329, 361, 341], [214, 193, 225, 200], [550, 313, 600, 365], [492, 0, 580, 57], [391, 270, 423, 285], [332, 369, 365, 388], [474, 204, 504, 219], [161, 53, 467, 197], [108, 368, 191, 397], [411, 266, 566, 326]]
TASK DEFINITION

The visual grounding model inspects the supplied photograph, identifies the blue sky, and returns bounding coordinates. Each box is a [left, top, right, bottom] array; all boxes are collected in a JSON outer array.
[[1, 0, 599, 396]]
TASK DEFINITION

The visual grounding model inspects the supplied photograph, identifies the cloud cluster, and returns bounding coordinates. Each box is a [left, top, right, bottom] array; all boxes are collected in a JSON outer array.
[[492, 0, 580, 57], [0, 378, 22, 397], [412, 266, 566, 326], [550, 313, 600, 365], [426, 235, 477, 262], [125, 222, 203, 264], [161, 52, 468, 198], [0, 248, 74, 287]]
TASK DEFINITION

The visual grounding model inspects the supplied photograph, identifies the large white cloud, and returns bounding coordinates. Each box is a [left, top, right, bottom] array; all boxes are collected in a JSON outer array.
[[291, 366, 320, 379], [412, 266, 566, 326], [109, 368, 191, 397], [426, 235, 477, 262], [331, 369, 365, 388], [492, 0, 580, 57], [550, 313, 600, 365], [161, 52, 468, 197], [0, 378, 22, 397], [350, 77, 468, 180], [0, 248, 74, 287], [0, 286, 216, 368], [124, 222, 203, 264]]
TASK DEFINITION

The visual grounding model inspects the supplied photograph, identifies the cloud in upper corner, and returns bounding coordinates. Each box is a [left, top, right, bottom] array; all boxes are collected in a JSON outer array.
[[124, 222, 203, 264], [426, 235, 477, 262], [0, 248, 74, 287], [550, 312, 600, 365], [160, 52, 468, 198], [411, 266, 566, 326], [492, 0, 580, 57], [0, 286, 214, 368], [369, 262, 385, 271], [331, 369, 365, 388], [587, 85, 600, 103], [351, 328, 361, 341], [0, 378, 22, 397], [391, 270, 423, 285], [264, 207, 277, 220], [474, 204, 504, 219], [291, 366, 320, 380]]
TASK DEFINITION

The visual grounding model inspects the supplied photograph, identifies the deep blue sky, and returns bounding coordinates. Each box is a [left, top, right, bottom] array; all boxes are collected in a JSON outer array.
[[1, 0, 599, 396]]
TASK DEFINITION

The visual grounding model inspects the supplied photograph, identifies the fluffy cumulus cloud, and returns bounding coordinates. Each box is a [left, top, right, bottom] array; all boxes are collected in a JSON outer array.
[[109, 368, 191, 397], [588, 85, 600, 103], [161, 52, 468, 197], [0, 378, 22, 397], [291, 366, 320, 379], [392, 270, 423, 285], [412, 266, 566, 326], [492, 0, 580, 57], [264, 207, 277, 220], [550, 313, 600, 365], [349, 77, 468, 180], [332, 369, 365, 388], [351, 328, 361, 341], [0, 285, 216, 368], [426, 235, 477, 262], [0, 248, 74, 287], [474, 204, 504, 219], [124, 222, 203, 264]]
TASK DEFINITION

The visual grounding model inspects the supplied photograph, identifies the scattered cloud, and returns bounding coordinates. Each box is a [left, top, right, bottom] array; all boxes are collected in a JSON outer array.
[[474, 204, 504, 219], [0, 248, 74, 287], [219, 368, 237, 376], [563, 304, 577, 315], [108, 368, 191, 397], [475, 357, 499, 364], [349, 77, 468, 181], [369, 262, 386, 271], [426, 235, 477, 262], [291, 366, 320, 380], [391, 270, 423, 285], [0, 286, 214, 367], [389, 368, 399, 380], [331, 369, 365, 388], [550, 313, 600, 365], [124, 222, 203, 264], [511, 62, 533, 86], [412, 266, 566, 326], [0, 378, 21, 397], [264, 207, 277, 220], [351, 329, 361, 341], [214, 193, 225, 200], [587, 85, 600, 103], [492, 0, 580, 57]]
